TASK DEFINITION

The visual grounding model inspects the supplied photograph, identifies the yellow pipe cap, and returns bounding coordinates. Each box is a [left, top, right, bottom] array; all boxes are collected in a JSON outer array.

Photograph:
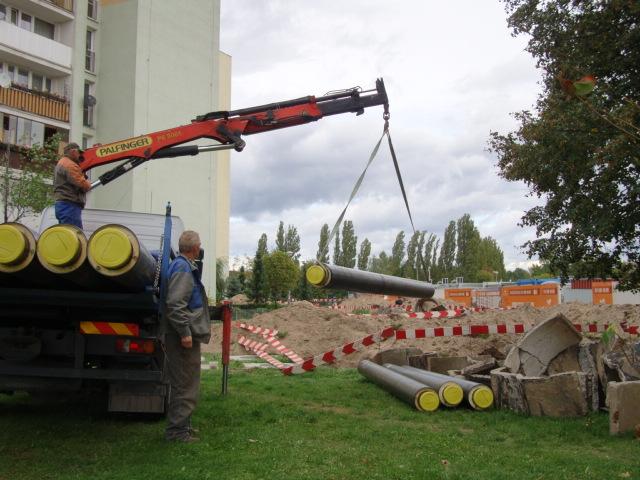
[[306, 264, 327, 286], [442, 383, 464, 407], [417, 389, 440, 412], [0, 224, 28, 265], [471, 386, 494, 410], [89, 227, 132, 269], [38, 226, 81, 266]]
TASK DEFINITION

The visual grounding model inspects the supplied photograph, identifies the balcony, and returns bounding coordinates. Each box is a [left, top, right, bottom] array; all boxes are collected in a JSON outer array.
[[0, 21, 72, 75], [0, 85, 69, 122], [9, 0, 74, 23]]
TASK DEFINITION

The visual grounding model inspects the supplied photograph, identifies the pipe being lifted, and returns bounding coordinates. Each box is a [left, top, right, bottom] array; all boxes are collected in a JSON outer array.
[[394, 365, 494, 411], [306, 263, 435, 298], [384, 364, 464, 407], [357, 360, 440, 412]]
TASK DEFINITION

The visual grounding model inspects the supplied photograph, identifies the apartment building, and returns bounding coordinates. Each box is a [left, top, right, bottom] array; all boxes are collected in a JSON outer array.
[[0, 0, 231, 293]]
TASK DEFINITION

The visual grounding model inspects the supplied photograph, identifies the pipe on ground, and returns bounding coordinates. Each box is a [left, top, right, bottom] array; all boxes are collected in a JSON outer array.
[[357, 359, 440, 412], [87, 224, 157, 292], [384, 363, 464, 407], [393, 365, 494, 411], [307, 263, 435, 298]]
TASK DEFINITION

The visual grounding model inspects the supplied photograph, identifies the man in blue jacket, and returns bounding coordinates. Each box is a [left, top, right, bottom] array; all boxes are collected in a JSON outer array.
[[162, 230, 211, 443]]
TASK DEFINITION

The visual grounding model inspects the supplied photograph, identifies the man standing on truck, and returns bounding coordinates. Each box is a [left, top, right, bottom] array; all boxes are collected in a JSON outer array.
[[162, 230, 211, 443], [53, 142, 91, 229]]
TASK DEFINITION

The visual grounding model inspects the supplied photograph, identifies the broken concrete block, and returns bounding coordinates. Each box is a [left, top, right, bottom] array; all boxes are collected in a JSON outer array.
[[547, 345, 581, 375], [578, 340, 602, 411], [408, 352, 436, 369], [427, 356, 469, 374], [491, 367, 596, 417], [462, 357, 497, 376], [371, 347, 423, 366], [607, 381, 640, 435], [504, 313, 582, 376]]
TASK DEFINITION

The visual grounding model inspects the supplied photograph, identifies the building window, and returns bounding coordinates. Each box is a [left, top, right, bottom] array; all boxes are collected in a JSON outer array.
[[3, 114, 17, 144], [0, 5, 6, 21], [34, 18, 55, 40], [83, 82, 95, 127], [85, 30, 95, 72], [88, 0, 98, 20], [18, 12, 31, 31]]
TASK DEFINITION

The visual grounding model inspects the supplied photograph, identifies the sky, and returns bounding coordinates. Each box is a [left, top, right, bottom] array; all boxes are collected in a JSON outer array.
[[219, 0, 544, 273]]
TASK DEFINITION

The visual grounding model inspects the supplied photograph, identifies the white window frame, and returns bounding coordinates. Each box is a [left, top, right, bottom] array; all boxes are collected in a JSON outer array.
[[85, 29, 96, 72], [87, 0, 98, 20]]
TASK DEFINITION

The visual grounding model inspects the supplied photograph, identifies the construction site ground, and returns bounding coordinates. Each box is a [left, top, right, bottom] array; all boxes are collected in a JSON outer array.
[[204, 295, 640, 367]]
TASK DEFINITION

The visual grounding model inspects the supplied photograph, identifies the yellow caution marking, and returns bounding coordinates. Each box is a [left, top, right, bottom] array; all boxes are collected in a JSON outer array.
[[80, 321, 100, 334]]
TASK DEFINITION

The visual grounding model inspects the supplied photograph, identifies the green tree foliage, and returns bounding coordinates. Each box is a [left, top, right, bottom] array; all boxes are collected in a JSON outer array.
[[333, 229, 341, 266], [438, 221, 456, 281], [369, 251, 393, 275], [423, 234, 439, 282], [340, 220, 357, 268], [263, 250, 299, 303], [249, 233, 269, 303], [275, 221, 285, 251], [225, 275, 244, 298], [284, 225, 301, 263], [1, 134, 60, 222], [238, 265, 247, 292], [390, 231, 405, 277], [357, 238, 371, 270], [404, 231, 422, 279], [455, 214, 482, 282], [506, 267, 531, 281], [491, 1, 640, 290], [478, 236, 507, 281], [529, 261, 554, 279], [316, 223, 330, 263], [294, 261, 316, 300]]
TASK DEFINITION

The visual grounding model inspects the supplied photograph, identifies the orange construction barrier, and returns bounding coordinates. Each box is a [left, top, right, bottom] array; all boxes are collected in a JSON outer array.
[[592, 281, 613, 305], [500, 284, 559, 308], [444, 288, 473, 307]]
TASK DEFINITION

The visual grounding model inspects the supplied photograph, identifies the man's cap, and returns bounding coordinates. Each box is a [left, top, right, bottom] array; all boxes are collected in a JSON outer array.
[[64, 142, 84, 154]]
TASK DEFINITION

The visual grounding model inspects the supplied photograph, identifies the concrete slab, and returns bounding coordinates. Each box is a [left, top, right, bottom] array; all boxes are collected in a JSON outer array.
[[607, 380, 640, 435], [371, 347, 423, 366], [427, 356, 469, 374], [504, 313, 582, 376]]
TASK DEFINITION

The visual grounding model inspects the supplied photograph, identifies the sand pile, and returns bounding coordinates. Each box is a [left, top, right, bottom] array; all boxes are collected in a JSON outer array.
[[204, 302, 640, 368]]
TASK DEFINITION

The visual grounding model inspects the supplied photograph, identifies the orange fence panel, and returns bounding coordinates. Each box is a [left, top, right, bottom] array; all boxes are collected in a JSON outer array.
[[444, 288, 473, 307], [500, 284, 559, 308], [592, 281, 613, 305]]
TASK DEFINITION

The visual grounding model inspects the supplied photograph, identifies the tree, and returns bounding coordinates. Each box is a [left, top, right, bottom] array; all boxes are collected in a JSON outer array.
[[262, 250, 299, 303], [402, 230, 424, 278], [369, 251, 393, 275], [1, 134, 60, 222], [340, 220, 357, 268], [284, 225, 301, 263], [249, 233, 268, 303], [316, 223, 330, 263], [455, 214, 482, 282], [225, 275, 244, 298], [529, 262, 554, 279], [332, 229, 341, 266], [478, 236, 506, 281], [490, 1, 640, 290], [438, 221, 456, 281], [422, 233, 439, 281], [390, 231, 405, 277], [506, 267, 531, 281], [294, 261, 316, 300], [238, 265, 247, 292], [275, 221, 286, 252], [357, 238, 371, 270]]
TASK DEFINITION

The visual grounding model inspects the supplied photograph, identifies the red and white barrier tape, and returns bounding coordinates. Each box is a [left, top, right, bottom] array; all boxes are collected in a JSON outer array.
[[235, 320, 638, 375], [237, 336, 288, 369], [236, 322, 304, 363]]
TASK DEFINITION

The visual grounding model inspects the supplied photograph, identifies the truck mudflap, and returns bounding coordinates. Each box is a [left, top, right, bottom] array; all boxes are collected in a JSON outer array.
[[108, 381, 168, 414]]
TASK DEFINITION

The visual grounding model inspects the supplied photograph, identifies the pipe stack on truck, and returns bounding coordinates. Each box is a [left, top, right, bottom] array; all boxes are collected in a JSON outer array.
[[0, 206, 182, 413]]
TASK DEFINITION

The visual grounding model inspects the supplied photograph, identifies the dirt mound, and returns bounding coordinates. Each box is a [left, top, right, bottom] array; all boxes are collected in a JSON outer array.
[[230, 294, 250, 304], [204, 302, 640, 368]]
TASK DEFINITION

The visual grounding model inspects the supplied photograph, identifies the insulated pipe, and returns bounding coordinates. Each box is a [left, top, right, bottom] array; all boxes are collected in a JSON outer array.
[[36, 224, 116, 290], [87, 224, 157, 292], [0, 223, 63, 288], [384, 363, 464, 407], [394, 365, 494, 411], [357, 360, 440, 412], [307, 263, 435, 298]]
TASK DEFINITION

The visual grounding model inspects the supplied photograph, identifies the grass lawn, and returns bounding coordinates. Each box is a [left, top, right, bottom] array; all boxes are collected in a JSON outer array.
[[0, 368, 638, 480]]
